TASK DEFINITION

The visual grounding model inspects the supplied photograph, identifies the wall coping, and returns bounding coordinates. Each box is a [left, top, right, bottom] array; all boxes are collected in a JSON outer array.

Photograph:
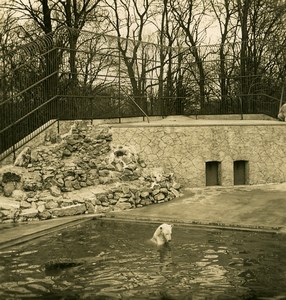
[[105, 120, 286, 128]]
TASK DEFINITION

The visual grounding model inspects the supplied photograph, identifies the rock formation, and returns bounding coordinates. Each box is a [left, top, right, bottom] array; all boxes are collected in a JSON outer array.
[[0, 121, 182, 223]]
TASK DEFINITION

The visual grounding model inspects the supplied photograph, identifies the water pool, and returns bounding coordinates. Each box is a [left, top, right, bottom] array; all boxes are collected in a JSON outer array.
[[0, 219, 285, 299]]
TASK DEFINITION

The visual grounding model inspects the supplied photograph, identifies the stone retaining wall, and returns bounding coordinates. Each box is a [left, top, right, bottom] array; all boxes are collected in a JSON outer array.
[[110, 123, 286, 187]]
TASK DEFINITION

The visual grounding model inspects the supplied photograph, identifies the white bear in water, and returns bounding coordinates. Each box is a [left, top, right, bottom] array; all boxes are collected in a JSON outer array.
[[150, 223, 173, 246]]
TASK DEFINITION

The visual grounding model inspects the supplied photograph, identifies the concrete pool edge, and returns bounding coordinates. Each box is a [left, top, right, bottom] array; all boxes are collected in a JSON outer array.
[[104, 214, 283, 234], [0, 210, 284, 251], [0, 214, 105, 250]]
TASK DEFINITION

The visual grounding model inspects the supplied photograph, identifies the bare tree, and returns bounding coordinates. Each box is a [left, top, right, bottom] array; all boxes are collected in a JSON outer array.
[[170, 0, 210, 110], [4, 0, 104, 84], [236, 0, 286, 112], [105, 0, 155, 113], [210, 0, 239, 111], [0, 9, 19, 102], [150, 0, 183, 115], [57, 0, 102, 84]]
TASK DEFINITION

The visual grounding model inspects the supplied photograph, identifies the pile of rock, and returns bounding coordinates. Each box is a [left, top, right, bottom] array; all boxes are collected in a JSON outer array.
[[0, 121, 182, 223]]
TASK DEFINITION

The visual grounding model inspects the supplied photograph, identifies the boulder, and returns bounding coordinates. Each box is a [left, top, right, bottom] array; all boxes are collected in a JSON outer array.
[[50, 204, 86, 217], [20, 208, 38, 218], [3, 182, 16, 197], [30, 150, 39, 163], [140, 191, 150, 198], [38, 190, 56, 201], [38, 210, 52, 220], [22, 172, 42, 192], [49, 186, 62, 197], [20, 200, 32, 209], [45, 200, 59, 209], [152, 189, 160, 196], [86, 202, 96, 214], [170, 187, 180, 197], [154, 193, 165, 201], [1, 209, 19, 219], [37, 204, 46, 213], [115, 200, 132, 210], [14, 147, 31, 167], [0, 197, 20, 210], [173, 182, 181, 190], [11, 190, 28, 202]]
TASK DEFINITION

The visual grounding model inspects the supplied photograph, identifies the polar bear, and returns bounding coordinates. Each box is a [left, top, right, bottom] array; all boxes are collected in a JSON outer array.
[[150, 223, 173, 246], [278, 103, 286, 121]]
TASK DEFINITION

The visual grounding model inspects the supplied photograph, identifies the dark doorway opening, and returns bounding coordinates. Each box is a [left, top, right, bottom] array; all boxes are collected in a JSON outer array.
[[234, 160, 248, 185], [206, 161, 221, 186]]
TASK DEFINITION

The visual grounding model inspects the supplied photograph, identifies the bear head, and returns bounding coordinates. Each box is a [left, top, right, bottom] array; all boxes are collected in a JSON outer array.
[[152, 223, 173, 246]]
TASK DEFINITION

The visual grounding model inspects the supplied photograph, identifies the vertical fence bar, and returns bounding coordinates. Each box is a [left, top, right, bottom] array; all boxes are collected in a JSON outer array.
[[118, 49, 121, 124]]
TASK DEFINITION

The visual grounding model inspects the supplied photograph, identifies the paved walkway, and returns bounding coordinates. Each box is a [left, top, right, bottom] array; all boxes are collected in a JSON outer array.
[[0, 183, 286, 250], [109, 183, 286, 233]]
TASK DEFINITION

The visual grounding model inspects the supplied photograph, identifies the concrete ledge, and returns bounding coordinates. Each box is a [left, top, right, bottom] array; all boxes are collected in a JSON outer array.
[[105, 215, 281, 234], [106, 119, 284, 128], [0, 214, 104, 250]]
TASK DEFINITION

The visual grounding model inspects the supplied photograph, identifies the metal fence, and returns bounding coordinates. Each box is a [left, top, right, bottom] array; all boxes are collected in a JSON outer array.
[[0, 28, 285, 160]]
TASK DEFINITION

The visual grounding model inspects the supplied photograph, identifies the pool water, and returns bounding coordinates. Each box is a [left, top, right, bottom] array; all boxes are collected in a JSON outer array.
[[0, 219, 285, 299]]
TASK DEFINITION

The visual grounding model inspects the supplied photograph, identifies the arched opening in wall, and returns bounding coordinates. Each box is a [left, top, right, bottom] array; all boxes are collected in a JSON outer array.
[[206, 161, 221, 186], [234, 160, 249, 185]]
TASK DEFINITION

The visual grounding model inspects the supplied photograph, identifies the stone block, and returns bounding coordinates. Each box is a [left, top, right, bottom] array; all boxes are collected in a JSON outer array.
[[86, 202, 95, 214], [109, 198, 117, 205], [23, 178, 42, 192], [122, 168, 133, 176], [3, 182, 16, 197], [11, 190, 28, 201], [38, 210, 52, 220], [115, 201, 132, 210], [38, 190, 55, 201], [170, 187, 180, 197], [118, 197, 130, 203], [0, 197, 20, 210], [154, 193, 165, 201], [63, 180, 74, 192], [160, 187, 169, 195], [1, 209, 18, 219], [49, 186, 62, 197], [152, 189, 160, 196], [98, 170, 110, 177], [86, 179, 94, 186], [121, 186, 130, 194], [61, 200, 73, 207], [141, 199, 152, 206], [45, 200, 59, 209], [50, 204, 86, 217], [115, 162, 123, 172], [37, 204, 46, 213], [140, 191, 149, 198], [20, 200, 32, 209], [20, 208, 38, 218], [101, 201, 109, 207], [72, 180, 81, 190], [173, 182, 181, 190], [14, 147, 31, 167]]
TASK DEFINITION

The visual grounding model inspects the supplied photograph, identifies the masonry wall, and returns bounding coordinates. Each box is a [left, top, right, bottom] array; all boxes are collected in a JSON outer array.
[[111, 124, 286, 187]]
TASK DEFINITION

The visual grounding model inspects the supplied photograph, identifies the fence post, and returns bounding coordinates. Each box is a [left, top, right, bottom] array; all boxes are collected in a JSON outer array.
[[118, 50, 121, 124], [239, 96, 244, 120], [12, 144, 16, 162]]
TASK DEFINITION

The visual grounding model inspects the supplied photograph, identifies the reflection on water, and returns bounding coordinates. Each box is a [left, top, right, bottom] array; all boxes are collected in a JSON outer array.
[[0, 220, 286, 299]]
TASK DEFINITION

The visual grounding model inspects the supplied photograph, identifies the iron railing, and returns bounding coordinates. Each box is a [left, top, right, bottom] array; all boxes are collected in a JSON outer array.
[[1, 29, 285, 161]]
